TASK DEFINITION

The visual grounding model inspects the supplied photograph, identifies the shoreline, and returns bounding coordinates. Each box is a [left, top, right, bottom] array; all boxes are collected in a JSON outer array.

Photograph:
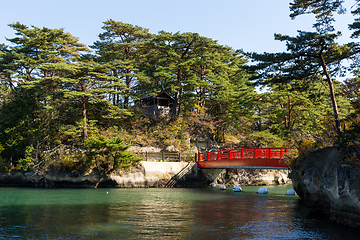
[[0, 161, 291, 188]]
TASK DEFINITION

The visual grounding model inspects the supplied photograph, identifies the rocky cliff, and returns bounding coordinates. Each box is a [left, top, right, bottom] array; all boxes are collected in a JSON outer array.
[[0, 161, 193, 188], [201, 168, 290, 186], [0, 161, 291, 188], [291, 147, 360, 228]]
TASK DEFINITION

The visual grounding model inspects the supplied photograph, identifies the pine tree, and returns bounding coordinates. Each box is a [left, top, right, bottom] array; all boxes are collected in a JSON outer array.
[[144, 31, 253, 121], [3, 23, 91, 140], [40, 59, 123, 139], [92, 20, 151, 108], [249, 1, 357, 134], [6, 22, 88, 82], [0, 44, 16, 91]]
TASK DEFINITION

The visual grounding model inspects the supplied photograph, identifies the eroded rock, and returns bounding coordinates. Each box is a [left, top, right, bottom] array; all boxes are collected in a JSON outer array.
[[291, 147, 360, 228]]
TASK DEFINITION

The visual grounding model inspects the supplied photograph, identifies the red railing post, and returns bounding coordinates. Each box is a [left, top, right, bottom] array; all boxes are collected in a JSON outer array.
[[268, 148, 271, 159], [198, 148, 294, 168]]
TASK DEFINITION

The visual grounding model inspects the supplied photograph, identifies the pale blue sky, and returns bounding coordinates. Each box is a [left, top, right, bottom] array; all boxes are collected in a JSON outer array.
[[0, 0, 356, 54]]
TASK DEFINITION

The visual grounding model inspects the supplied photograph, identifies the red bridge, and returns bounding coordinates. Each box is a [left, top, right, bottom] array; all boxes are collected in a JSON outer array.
[[197, 148, 293, 169]]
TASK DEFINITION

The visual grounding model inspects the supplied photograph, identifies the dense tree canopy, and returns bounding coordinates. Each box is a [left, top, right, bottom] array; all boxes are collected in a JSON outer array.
[[249, 0, 360, 135], [1, 1, 360, 172]]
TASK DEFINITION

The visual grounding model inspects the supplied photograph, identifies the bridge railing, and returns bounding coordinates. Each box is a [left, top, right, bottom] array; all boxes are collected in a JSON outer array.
[[198, 148, 295, 162], [134, 152, 197, 162]]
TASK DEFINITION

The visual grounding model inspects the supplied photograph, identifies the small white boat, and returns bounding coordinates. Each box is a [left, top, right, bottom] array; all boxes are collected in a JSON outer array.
[[258, 187, 269, 194], [210, 182, 217, 188], [286, 189, 296, 195], [233, 186, 242, 192], [219, 184, 226, 190]]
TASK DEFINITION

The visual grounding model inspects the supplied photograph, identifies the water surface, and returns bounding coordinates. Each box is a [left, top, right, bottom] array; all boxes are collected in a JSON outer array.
[[0, 185, 359, 239]]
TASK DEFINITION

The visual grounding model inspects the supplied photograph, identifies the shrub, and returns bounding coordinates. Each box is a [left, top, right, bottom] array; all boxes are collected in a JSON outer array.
[[17, 145, 34, 171], [84, 135, 143, 173]]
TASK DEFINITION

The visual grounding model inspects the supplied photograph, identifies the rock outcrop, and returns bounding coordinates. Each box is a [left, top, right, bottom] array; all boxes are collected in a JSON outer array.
[[200, 168, 290, 186], [0, 161, 292, 188], [291, 147, 360, 228], [0, 161, 193, 188]]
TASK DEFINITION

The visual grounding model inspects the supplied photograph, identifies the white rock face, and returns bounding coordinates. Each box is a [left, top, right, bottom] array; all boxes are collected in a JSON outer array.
[[128, 146, 162, 153], [5, 161, 194, 188], [225, 169, 291, 186], [165, 145, 179, 152], [233, 185, 242, 192], [258, 187, 269, 194]]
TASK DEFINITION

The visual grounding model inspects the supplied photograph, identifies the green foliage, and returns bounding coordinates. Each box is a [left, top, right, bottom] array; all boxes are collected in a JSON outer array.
[[289, 0, 345, 33], [249, 3, 357, 135], [254, 81, 352, 140], [92, 20, 152, 108], [296, 138, 317, 157], [247, 130, 285, 148], [288, 134, 336, 170], [120, 117, 191, 151], [349, 2, 360, 38], [341, 77, 360, 114], [1, 15, 359, 175], [84, 135, 142, 172], [60, 120, 99, 144], [338, 115, 360, 146], [141, 31, 253, 120], [0, 144, 7, 172], [0, 86, 42, 161], [17, 145, 34, 171]]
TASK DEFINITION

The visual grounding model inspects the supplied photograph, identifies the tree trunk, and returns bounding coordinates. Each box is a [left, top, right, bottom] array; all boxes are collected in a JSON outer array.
[[124, 73, 130, 108], [319, 53, 341, 134], [173, 90, 179, 118], [172, 68, 183, 118], [124, 48, 130, 109], [199, 66, 205, 107], [287, 95, 292, 130], [82, 101, 88, 139]]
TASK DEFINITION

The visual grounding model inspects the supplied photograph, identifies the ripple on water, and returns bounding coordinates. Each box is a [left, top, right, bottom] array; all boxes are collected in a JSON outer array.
[[0, 185, 360, 239]]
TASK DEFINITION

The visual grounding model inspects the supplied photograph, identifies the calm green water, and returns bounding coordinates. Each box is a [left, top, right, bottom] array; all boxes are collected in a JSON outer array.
[[0, 184, 359, 239]]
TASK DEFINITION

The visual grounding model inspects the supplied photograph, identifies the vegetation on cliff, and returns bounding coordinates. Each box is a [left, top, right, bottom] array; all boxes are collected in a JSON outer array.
[[1, 1, 360, 174]]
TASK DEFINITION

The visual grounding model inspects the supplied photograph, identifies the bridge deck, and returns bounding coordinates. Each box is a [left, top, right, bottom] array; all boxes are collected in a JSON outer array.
[[197, 148, 293, 169]]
